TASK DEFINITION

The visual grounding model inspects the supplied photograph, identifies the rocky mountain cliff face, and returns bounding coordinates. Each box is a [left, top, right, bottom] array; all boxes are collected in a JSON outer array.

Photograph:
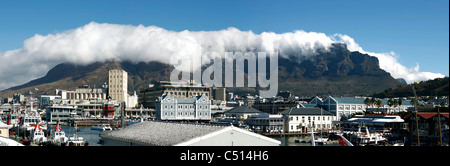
[[1, 43, 402, 97]]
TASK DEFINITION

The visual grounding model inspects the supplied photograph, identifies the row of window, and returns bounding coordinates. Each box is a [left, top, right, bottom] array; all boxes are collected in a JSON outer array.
[[165, 91, 208, 96], [289, 116, 330, 122], [163, 104, 208, 110], [290, 124, 331, 130], [166, 87, 207, 91], [163, 111, 209, 117]]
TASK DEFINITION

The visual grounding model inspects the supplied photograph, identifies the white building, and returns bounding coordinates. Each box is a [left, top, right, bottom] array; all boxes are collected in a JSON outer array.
[[280, 106, 334, 133], [126, 91, 138, 108], [46, 105, 79, 124], [108, 69, 128, 103], [0, 121, 9, 138], [246, 114, 284, 133], [99, 121, 280, 146], [224, 106, 264, 120], [320, 96, 412, 121], [156, 94, 211, 121]]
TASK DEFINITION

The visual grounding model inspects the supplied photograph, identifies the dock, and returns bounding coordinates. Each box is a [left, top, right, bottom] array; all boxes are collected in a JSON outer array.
[[68, 119, 121, 128]]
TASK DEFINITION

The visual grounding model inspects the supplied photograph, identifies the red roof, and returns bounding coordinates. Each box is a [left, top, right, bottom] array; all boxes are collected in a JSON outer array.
[[402, 112, 449, 119]]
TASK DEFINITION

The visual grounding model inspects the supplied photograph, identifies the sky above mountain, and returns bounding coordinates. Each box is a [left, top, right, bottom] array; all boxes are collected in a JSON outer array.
[[0, 0, 448, 90]]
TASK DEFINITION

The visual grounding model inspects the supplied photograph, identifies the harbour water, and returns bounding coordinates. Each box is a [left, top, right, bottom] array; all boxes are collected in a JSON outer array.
[[52, 125, 340, 146], [269, 135, 340, 146], [55, 125, 103, 146]]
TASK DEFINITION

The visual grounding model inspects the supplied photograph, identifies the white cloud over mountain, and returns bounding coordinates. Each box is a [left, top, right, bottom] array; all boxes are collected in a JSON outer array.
[[0, 22, 444, 90]]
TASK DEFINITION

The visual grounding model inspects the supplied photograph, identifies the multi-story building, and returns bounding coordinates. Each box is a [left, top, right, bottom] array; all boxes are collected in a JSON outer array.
[[139, 80, 210, 109], [280, 106, 334, 133], [212, 87, 226, 101], [39, 95, 62, 109], [56, 85, 108, 100], [155, 94, 211, 122], [320, 96, 411, 121], [108, 69, 128, 103], [224, 106, 263, 120], [247, 114, 284, 133], [46, 105, 80, 124]]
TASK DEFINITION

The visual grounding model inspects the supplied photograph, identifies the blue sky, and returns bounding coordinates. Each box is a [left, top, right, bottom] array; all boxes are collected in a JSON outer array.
[[0, 0, 448, 76]]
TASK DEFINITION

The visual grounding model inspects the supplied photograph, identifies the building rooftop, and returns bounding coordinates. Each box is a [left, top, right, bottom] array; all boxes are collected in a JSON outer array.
[[224, 106, 263, 114], [100, 121, 227, 146], [280, 107, 333, 116], [328, 97, 412, 106]]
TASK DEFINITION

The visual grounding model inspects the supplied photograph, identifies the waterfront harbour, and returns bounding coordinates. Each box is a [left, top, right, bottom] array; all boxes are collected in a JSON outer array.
[[269, 135, 340, 146], [57, 126, 103, 146]]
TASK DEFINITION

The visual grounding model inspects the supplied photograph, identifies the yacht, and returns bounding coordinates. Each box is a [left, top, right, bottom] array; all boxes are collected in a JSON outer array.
[[91, 124, 112, 131], [344, 126, 387, 146]]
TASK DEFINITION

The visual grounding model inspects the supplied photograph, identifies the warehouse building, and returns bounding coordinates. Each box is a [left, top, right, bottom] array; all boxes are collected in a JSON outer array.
[[99, 121, 280, 146]]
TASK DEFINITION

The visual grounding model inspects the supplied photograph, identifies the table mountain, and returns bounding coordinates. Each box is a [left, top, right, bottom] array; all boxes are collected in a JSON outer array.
[[1, 43, 402, 97]]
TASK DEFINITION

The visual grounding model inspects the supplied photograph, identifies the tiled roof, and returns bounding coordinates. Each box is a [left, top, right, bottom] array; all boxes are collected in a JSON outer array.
[[280, 107, 333, 116], [224, 106, 263, 114], [100, 121, 226, 146], [331, 97, 412, 106]]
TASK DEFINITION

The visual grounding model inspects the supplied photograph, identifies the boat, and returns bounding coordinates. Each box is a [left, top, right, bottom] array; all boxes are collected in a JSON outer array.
[[315, 137, 329, 145], [19, 101, 47, 132], [126, 105, 145, 126], [344, 126, 387, 146], [91, 124, 112, 131], [126, 118, 143, 126], [67, 124, 89, 146], [49, 122, 68, 146], [31, 123, 49, 146]]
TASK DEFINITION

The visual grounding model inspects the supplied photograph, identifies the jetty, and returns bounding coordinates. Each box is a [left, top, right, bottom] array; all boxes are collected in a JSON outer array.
[[68, 118, 121, 128]]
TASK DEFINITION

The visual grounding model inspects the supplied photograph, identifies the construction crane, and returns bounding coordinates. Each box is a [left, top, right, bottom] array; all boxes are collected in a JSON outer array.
[[412, 82, 420, 146]]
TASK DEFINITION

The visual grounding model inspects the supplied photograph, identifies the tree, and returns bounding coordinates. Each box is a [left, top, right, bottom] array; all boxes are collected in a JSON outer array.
[[376, 100, 382, 108], [388, 98, 394, 107], [393, 99, 399, 107], [364, 98, 371, 106], [370, 98, 376, 105]]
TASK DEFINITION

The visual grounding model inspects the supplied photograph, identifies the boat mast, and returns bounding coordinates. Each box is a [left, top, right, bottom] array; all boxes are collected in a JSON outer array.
[[437, 107, 443, 146], [310, 121, 315, 146], [412, 83, 420, 146]]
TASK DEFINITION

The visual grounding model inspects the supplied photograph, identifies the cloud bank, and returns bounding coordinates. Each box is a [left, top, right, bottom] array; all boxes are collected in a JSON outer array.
[[0, 22, 444, 90]]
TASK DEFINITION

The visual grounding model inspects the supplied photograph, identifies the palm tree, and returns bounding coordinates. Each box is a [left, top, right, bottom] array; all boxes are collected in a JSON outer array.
[[376, 100, 382, 108], [388, 98, 394, 107], [364, 98, 371, 106]]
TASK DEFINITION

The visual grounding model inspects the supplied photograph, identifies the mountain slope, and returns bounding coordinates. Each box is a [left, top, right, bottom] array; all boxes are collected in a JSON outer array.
[[374, 77, 449, 98], [1, 44, 402, 97]]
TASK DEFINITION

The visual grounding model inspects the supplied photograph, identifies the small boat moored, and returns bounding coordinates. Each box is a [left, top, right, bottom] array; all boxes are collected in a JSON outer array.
[[91, 124, 113, 131]]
